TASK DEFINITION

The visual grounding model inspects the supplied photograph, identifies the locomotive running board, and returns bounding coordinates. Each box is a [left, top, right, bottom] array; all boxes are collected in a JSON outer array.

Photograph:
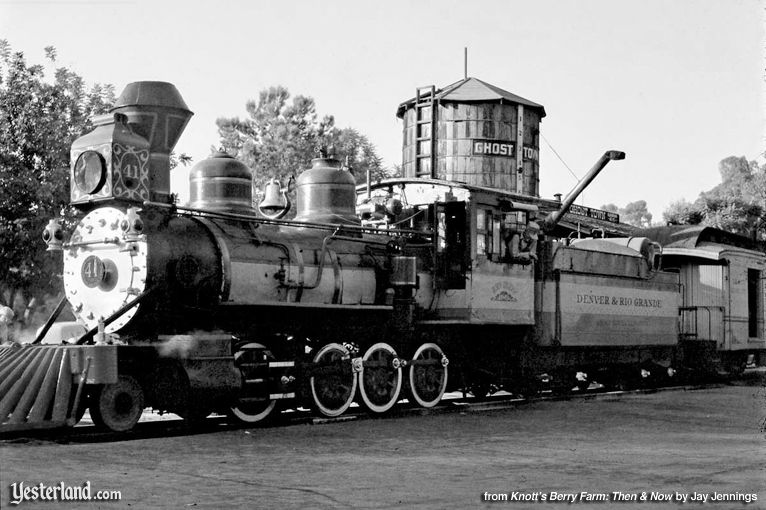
[[0, 345, 90, 434]]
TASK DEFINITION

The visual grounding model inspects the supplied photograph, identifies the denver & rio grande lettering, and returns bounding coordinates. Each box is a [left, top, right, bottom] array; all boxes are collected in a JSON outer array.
[[576, 293, 662, 308]]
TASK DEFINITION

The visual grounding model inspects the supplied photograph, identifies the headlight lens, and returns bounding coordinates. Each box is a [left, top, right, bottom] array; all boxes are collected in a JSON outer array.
[[74, 150, 106, 194]]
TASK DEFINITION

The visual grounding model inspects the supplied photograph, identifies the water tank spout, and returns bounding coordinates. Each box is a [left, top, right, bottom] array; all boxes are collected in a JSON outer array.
[[543, 150, 625, 232]]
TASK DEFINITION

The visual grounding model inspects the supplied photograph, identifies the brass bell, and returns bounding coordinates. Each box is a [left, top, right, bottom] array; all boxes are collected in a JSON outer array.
[[258, 178, 291, 219], [259, 179, 285, 211]]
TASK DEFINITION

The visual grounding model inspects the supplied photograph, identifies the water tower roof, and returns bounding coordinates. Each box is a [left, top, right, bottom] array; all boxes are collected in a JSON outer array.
[[397, 77, 546, 118]]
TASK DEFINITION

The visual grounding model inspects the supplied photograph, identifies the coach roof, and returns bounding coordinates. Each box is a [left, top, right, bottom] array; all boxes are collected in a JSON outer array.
[[638, 226, 759, 251]]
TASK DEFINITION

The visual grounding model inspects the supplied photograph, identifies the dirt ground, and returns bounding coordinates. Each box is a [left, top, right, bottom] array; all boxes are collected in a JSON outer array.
[[1, 382, 764, 510]]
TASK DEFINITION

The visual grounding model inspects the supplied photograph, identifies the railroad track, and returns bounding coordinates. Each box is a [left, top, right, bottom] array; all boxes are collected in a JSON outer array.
[[1, 381, 740, 445]]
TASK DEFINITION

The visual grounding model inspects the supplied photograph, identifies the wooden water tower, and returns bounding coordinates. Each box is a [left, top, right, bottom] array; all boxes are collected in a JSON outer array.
[[397, 77, 545, 196]]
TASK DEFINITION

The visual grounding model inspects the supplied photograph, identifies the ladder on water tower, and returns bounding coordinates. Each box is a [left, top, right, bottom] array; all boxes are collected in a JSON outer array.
[[414, 86, 437, 179]]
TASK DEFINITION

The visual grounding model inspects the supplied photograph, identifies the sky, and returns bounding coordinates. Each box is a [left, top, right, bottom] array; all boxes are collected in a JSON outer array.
[[1, 0, 763, 220]]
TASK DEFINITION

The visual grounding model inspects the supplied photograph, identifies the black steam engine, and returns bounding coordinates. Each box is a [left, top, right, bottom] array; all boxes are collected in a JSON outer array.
[[1, 79, 763, 434]]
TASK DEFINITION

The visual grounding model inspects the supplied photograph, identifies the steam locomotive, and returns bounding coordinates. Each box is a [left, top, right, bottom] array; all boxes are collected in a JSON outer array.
[[0, 81, 763, 434]]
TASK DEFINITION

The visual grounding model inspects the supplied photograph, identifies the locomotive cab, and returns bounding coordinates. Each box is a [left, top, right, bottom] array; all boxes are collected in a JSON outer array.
[[357, 179, 539, 326]]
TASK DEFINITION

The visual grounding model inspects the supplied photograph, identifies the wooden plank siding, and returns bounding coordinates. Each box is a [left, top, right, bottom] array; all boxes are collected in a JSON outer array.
[[401, 102, 542, 196], [679, 263, 726, 345]]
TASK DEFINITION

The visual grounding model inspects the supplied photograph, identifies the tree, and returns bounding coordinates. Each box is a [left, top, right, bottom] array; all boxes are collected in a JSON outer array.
[[621, 200, 653, 228], [599, 201, 653, 228], [217, 86, 336, 190], [216, 86, 395, 194], [662, 198, 704, 225], [0, 41, 115, 325], [170, 151, 193, 171], [695, 156, 765, 239], [332, 127, 398, 185], [663, 156, 766, 239]]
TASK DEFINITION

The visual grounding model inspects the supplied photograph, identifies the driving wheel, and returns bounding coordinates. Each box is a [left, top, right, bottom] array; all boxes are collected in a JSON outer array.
[[358, 342, 402, 413]]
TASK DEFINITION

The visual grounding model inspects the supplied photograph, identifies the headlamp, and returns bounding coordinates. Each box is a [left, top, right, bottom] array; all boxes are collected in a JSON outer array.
[[73, 150, 106, 194]]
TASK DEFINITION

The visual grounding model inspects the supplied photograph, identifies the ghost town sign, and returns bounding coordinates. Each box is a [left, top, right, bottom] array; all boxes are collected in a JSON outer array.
[[471, 140, 540, 162]]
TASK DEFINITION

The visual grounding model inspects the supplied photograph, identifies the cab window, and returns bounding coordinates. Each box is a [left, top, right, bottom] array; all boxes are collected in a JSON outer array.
[[476, 209, 493, 257], [499, 212, 527, 259]]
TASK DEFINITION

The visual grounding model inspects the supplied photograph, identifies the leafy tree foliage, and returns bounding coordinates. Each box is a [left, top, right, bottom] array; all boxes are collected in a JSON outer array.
[[216, 86, 396, 197], [662, 156, 766, 240], [0, 41, 115, 324], [170, 151, 193, 170], [621, 200, 653, 228], [662, 198, 704, 225], [697, 156, 765, 238], [599, 201, 653, 228], [217, 86, 335, 190], [332, 127, 389, 185]]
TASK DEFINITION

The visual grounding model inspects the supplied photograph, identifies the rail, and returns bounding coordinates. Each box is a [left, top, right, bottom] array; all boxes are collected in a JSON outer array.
[[0, 382, 726, 441]]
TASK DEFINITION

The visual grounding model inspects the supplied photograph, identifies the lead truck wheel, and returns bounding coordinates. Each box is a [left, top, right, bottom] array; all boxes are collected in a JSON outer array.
[[90, 375, 145, 432], [310, 343, 357, 417], [358, 343, 402, 413], [408, 343, 448, 408]]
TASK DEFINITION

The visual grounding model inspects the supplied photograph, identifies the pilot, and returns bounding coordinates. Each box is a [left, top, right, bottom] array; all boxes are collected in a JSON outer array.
[[506, 221, 540, 263]]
